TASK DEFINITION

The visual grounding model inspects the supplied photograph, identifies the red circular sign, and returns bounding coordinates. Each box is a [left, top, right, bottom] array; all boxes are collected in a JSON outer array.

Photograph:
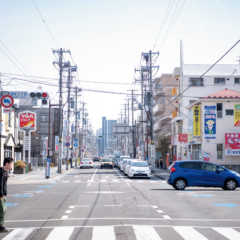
[[0, 95, 14, 108]]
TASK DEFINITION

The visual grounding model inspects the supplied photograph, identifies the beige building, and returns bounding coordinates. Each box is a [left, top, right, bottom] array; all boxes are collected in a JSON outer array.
[[153, 74, 178, 167]]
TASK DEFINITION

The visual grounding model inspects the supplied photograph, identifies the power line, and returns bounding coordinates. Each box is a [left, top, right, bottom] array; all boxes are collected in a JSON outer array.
[[31, 0, 59, 47]]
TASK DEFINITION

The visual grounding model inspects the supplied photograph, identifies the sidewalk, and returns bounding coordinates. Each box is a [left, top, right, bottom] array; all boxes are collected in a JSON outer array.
[[151, 168, 169, 180], [8, 165, 74, 184]]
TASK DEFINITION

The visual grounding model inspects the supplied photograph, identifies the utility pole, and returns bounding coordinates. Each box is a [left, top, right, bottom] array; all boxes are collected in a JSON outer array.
[[131, 90, 136, 158], [66, 67, 71, 170], [74, 87, 78, 168], [81, 102, 85, 159], [52, 48, 71, 173]]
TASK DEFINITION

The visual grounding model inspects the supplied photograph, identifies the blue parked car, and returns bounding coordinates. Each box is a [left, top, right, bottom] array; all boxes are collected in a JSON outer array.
[[168, 160, 240, 190]]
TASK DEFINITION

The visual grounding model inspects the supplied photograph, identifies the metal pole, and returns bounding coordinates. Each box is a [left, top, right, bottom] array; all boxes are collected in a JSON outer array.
[[66, 67, 71, 170], [58, 48, 63, 174], [131, 90, 136, 158], [46, 100, 51, 178], [74, 87, 78, 168]]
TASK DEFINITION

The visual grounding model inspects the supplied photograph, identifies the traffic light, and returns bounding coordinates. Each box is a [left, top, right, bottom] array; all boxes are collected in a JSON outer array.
[[30, 92, 49, 105]]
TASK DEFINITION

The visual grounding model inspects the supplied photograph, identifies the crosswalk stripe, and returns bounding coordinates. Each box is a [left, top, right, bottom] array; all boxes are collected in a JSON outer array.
[[46, 227, 74, 240], [133, 226, 162, 240], [213, 227, 240, 240], [92, 226, 116, 240], [3, 228, 34, 240], [174, 226, 208, 240]]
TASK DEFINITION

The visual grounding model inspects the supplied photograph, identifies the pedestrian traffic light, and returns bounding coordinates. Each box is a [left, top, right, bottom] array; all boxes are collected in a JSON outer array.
[[30, 92, 49, 105]]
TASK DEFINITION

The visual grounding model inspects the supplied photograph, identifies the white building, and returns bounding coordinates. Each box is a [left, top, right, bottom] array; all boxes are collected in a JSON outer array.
[[191, 88, 240, 172], [172, 64, 240, 162]]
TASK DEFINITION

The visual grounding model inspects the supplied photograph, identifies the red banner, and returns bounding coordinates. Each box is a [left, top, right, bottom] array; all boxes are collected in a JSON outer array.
[[225, 133, 240, 149], [19, 111, 36, 130], [178, 134, 188, 143]]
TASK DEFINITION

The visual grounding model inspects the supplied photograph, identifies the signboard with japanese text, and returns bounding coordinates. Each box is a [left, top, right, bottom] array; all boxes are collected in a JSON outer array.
[[193, 105, 201, 136], [225, 133, 240, 156], [19, 111, 36, 131], [234, 104, 240, 127], [178, 134, 188, 143], [204, 105, 216, 139]]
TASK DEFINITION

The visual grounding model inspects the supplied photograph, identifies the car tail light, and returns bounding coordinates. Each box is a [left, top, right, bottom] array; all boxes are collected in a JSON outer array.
[[80, 162, 84, 164], [170, 167, 176, 173]]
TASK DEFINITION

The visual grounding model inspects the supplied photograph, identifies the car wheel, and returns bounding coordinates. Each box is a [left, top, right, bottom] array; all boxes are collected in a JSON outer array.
[[174, 179, 186, 190], [224, 179, 237, 190]]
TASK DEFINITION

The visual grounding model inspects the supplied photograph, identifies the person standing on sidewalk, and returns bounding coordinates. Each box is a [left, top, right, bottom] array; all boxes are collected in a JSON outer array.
[[0, 157, 13, 233]]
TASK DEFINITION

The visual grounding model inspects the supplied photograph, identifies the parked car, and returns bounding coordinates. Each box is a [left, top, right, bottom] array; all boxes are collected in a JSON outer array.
[[100, 158, 113, 169], [168, 160, 240, 190], [124, 159, 136, 175], [118, 155, 130, 168], [120, 158, 128, 172], [127, 160, 151, 178], [80, 159, 94, 168]]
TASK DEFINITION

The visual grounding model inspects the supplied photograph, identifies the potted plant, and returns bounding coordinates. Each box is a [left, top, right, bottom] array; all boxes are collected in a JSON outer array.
[[14, 160, 26, 174]]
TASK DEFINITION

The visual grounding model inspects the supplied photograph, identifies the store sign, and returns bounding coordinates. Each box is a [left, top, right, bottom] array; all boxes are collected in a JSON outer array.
[[178, 134, 188, 143], [225, 133, 240, 155], [234, 104, 240, 127], [19, 111, 36, 131], [204, 105, 216, 139], [193, 105, 201, 136]]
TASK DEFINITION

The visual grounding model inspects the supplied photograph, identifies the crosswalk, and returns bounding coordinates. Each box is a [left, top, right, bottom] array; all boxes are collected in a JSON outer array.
[[2, 225, 240, 240]]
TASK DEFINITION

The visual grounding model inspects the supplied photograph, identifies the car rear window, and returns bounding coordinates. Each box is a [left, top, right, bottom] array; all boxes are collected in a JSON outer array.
[[179, 162, 202, 170]]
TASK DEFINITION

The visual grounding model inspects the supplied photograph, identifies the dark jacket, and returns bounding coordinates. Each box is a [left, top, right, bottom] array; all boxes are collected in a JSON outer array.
[[0, 167, 8, 197]]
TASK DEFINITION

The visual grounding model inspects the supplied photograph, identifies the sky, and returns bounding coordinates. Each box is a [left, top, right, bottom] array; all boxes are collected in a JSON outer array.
[[1, 0, 240, 131]]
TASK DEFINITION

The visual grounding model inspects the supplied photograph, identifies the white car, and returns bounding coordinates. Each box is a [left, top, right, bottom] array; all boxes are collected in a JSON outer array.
[[120, 158, 128, 172], [118, 155, 130, 168], [124, 159, 136, 175], [80, 159, 94, 168], [127, 161, 151, 178]]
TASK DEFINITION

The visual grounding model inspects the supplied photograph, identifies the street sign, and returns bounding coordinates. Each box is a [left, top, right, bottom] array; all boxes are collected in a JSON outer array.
[[0, 91, 28, 99], [0, 95, 14, 108], [73, 138, 78, 148], [66, 142, 70, 147]]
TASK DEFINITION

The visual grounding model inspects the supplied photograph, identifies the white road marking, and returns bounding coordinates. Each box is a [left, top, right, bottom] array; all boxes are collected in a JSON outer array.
[[163, 215, 171, 220], [156, 210, 164, 214], [6, 217, 240, 223], [92, 226, 116, 240], [133, 225, 162, 240], [161, 180, 166, 183], [69, 205, 89, 208], [46, 227, 74, 240], [104, 204, 122, 207], [112, 179, 119, 183], [87, 168, 98, 187], [2, 228, 34, 240], [61, 215, 69, 220], [174, 226, 208, 240], [62, 180, 70, 183], [100, 179, 107, 183], [213, 227, 240, 240], [137, 205, 151, 208], [65, 210, 72, 214], [152, 205, 158, 209]]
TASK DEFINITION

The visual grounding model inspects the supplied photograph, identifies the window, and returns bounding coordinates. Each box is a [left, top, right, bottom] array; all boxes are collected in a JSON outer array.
[[217, 144, 223, 160], [189, 77, 204, 86], [217, 103, 223, 118], [202, 163, 217, 172], [192, 144, 201, 160], [225, 109, 233, 116], [214, 77, 225, 85], [179, 162, 202, 170], [234, 78, 240, 84]]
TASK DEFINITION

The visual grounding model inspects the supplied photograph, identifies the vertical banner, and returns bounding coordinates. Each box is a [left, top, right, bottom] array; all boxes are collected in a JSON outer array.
[[204, 106, 216, 139], [234, 104, 240, 127], [193, 105, 201, 136]]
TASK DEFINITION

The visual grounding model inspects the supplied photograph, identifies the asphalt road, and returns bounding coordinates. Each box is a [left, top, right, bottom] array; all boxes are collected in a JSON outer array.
[[1, 165, 240, 239]]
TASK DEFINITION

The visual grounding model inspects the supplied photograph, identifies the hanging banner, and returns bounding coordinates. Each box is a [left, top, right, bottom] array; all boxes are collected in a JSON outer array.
[[234, 104, 240, 127], [225, 133, 240, 155], [204, 105, 216, 139], [193, 105, 201, 136]]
